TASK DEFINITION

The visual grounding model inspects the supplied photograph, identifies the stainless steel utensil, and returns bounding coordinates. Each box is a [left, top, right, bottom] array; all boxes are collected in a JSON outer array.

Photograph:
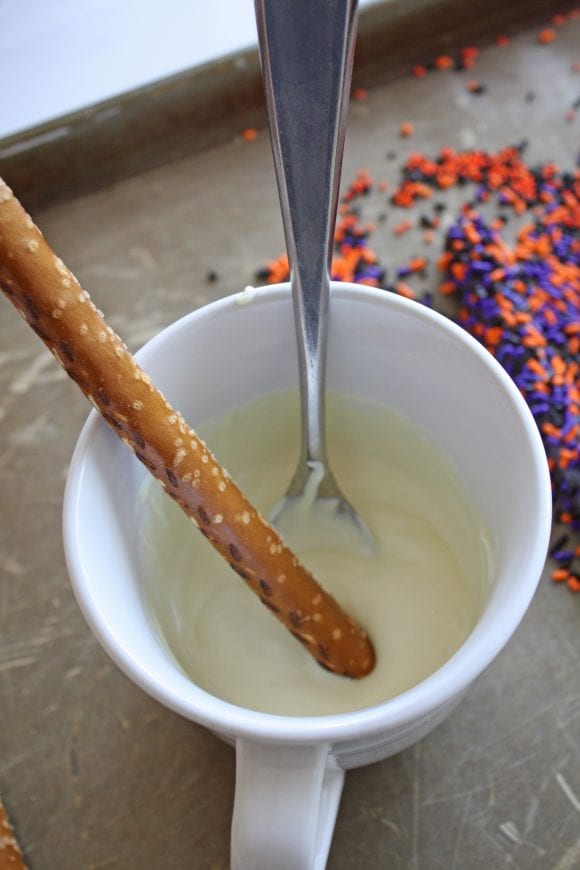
[[256, 0, 374, 552]]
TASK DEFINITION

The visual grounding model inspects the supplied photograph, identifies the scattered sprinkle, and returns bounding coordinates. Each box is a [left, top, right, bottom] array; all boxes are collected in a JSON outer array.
[[466, 80, 487, 95], [538, 28, 557, 44], [256, 18, 580, 588], [435, 55, 454, 70]]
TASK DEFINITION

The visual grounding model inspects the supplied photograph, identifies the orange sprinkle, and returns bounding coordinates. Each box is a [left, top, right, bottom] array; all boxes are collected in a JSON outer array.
[[439, 280, 457, 296], [393, 219, 414, 235], [538, 28, 557, 44], [353, 87, 367, 101], [464, 224, 481, 245], [435, 55, 454, 70], [564, 322, 580, 335], [242, 128, 258, 142], [496, 35, 510, 47], [567, 577, 580, 592], [542, 421, 561, 438], [395, 282, 417, 299], [551, 568, 570, 582], [265, 254, 289, 283], [408, 256, 428, 273], [400, 122, 415, 138], [451, 262, 467, 281], [527, 358, 548, 379], [437, 172, 458, 189], [412, 65, 428, 78], [485, 326, 503, 347]]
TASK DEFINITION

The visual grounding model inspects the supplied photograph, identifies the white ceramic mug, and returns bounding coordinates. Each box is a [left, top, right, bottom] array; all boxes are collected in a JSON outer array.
[[63, 283, 552, 869]]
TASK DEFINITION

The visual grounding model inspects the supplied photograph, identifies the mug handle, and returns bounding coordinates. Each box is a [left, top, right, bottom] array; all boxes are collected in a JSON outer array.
[[231, 739, 345, 870]]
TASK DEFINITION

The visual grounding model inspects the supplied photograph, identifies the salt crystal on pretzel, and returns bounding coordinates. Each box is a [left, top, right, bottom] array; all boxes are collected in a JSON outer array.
[[0, 178, 375, 678]]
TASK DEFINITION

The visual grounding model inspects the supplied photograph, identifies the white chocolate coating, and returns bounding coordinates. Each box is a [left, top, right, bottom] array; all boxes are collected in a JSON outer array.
[[139, 390, 492, 716]]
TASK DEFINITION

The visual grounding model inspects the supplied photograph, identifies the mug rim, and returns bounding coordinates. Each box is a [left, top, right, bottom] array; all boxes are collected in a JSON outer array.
[[63, 282, 552, 744]]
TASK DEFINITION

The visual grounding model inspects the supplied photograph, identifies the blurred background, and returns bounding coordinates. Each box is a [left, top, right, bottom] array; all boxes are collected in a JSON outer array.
[[0, 0, 381, 140]]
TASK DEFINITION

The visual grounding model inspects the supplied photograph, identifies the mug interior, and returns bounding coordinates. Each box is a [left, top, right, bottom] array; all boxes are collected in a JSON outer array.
[[63, 284, 551, 743]]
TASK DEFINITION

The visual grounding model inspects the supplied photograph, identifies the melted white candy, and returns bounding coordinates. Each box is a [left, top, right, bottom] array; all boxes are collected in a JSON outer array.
[[138, 390, 492, 716]]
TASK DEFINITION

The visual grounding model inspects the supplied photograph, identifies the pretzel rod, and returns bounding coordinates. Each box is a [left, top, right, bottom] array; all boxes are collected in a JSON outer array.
[[0, 793, 26, 869], [0, 179, 375, 678]]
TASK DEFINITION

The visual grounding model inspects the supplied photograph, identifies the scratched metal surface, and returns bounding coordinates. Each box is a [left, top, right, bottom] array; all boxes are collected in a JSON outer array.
[[1, 20, 579, 870]]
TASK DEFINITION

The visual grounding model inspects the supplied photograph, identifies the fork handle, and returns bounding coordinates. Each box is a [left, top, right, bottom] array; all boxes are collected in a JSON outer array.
[[255, 0, 359, 469]]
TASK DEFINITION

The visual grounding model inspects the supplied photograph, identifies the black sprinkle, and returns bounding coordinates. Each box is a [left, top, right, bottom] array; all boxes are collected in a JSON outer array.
[[289, 610, 302, 627], [318, 643, 330, 660], [133, 430, 145, 450], [97, 388, 111, 407], [206, 270, 219, 283], [166, 468, 179, 488], [259, 578, 272, 596]]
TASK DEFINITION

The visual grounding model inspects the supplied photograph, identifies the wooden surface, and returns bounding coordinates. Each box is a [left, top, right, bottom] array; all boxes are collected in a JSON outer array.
[[1, 14, 579, 870]]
